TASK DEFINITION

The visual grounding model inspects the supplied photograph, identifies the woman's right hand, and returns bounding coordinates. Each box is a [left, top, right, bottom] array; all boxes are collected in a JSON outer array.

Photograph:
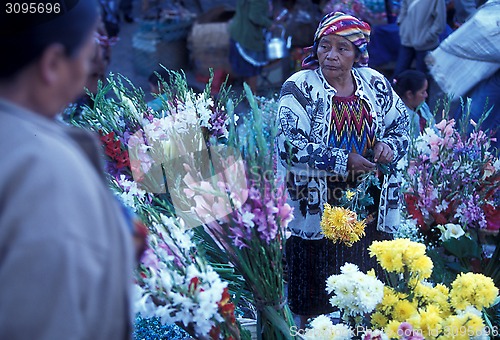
[[347, 153, 377, 174]]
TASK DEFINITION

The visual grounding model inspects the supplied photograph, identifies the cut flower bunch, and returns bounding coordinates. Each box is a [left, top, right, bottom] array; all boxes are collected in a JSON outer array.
[[404, 115, 500, 241], [369, 239, 499, 339], [303, 239, 499, 340], [66, 72, 296, 339]]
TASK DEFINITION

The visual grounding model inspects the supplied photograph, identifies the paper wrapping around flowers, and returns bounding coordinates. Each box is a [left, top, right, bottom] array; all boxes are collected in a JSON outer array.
[[320, 203, 366, 247]]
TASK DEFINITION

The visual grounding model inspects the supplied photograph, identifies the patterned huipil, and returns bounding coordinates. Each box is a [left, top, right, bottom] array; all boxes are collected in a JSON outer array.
[[326, 95, 377, 205], [277, 67, 409, 240]]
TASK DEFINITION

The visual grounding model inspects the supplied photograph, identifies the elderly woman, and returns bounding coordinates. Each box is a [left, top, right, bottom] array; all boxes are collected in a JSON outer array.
[[277, 12, 409, 326]]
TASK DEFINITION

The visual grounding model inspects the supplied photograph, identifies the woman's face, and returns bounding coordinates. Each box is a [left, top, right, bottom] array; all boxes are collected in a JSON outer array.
[[406, 79, 428, 110], [317, 34, 359, 84]]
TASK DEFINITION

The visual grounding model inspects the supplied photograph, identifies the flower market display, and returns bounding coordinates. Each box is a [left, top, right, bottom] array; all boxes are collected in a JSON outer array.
[[302, 239, 500, 339], [63, 68, 500, 339], [369, 239, 499, 340], [66, 71, 295, 339], [401, 106, 500, 286]]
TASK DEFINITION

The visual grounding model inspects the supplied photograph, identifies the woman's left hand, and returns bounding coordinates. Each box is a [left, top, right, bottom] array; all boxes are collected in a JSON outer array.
[[373, 142, 394, 163]]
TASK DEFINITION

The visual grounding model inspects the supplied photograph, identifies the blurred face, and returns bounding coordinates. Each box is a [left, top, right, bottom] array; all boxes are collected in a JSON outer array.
[[406, 79, 428, 110], [317, 34, 359, 85], [58, 29, 97, 106]]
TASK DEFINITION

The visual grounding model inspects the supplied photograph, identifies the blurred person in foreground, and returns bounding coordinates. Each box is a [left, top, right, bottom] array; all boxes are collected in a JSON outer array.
[[0, 1, 134, 339], [277, 11, 409, 328]]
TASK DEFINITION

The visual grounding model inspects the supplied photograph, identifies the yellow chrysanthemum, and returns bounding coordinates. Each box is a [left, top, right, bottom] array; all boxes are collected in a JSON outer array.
[[369, 239, 431, 274], [402, 242, 426, 262], [393, 300, 417, 322], [409, 255, 433, 278], [371, 311, 389, 328], [442, 313, 484, 340], [465, 313, 486, 335], [450, 272, 499, 310], [419, 305, 443, 338], [345, 190, 356, 200], [320, 203, 366, 247], [385, 320, 402, 339], [379, 287, 399, 311]]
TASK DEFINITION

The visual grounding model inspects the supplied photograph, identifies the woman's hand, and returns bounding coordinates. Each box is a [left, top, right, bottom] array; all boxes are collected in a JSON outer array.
[[373, 142, 394, 163], [348, 153, 377, 173]]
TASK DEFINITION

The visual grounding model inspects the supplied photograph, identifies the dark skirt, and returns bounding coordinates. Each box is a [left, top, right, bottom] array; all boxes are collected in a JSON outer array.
[[229, 39, 265, 78], [286, 224, 390, 316]]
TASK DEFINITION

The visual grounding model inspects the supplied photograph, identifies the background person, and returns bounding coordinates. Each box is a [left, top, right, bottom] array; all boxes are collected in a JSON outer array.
[[277, 11, 409, 328], [228, 0, 274, 94], [393, 69, 434, 137], [426, 0, 500, 148], [393, 0, 447, 77], [0, 1, 134, 338]]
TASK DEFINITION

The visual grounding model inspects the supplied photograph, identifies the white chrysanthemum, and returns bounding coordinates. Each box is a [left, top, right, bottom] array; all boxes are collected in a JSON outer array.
[[326, 266, 384, 317], [331, 323, 353, 339], [304, 315, 334, 340], [326, 275, 340, 293], [341, 263, 359, 275]]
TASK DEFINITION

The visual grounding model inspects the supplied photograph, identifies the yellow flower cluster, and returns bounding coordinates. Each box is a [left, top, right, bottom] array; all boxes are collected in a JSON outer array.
[[368, 239, 499, 339], [320, 203, 366, 247], [369, 238, 433, 279], [450, 272, 498, 310]]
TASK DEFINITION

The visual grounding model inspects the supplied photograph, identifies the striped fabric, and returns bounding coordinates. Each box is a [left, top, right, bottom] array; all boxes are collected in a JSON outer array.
[[302, 12, 371, 68], [329, 94, 375, 156]]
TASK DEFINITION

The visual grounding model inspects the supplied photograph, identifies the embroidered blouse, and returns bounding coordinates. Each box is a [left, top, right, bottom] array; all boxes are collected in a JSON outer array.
[[277, 67, 409, 239]]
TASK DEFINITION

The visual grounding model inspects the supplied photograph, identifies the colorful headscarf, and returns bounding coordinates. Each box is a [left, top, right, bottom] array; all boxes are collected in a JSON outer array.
[[302, 12, 371, 69]]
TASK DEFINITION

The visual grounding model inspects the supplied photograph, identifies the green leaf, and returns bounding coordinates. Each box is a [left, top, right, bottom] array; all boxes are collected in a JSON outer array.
[[442, 236, 482, 259]]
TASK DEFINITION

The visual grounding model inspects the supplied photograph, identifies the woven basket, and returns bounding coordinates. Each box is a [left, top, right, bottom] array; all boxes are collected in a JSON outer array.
[[187, 21, 231, 77]]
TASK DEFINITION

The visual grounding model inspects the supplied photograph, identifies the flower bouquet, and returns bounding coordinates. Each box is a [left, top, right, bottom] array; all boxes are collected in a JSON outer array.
[[303, 239, 500, 339], [302, 263, 386, 339], [369, 239, 499, 339], [133, 206, 240, 339], [171, 86, 296, 339], [403, 112, 500, 281], [66, 71, 252, 339], [66, 72, 296, 338], [320, 204, 366, 247]]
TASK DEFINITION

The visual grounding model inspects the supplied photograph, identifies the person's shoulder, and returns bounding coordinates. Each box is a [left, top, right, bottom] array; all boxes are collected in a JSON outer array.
[[284, 69, 318, 84], [354, 67, 391, 90], [354, 67, 387, 82], [0, 114, 101, 191]]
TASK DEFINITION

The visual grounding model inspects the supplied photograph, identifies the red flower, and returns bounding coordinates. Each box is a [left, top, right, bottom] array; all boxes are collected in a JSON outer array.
[[218, 287, 236, 324], [100, 131, 115, 144], [484, 204, 500, 231], [188, 277, 200, 294], [115, 151, 130, 169], [209, 325, 220, 339], [404, 193, 427, 230], [105, 140, 122, 158]]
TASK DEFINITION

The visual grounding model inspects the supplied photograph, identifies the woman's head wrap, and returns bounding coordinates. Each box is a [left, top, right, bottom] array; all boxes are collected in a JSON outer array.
[[302, 12, 371, 69]]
